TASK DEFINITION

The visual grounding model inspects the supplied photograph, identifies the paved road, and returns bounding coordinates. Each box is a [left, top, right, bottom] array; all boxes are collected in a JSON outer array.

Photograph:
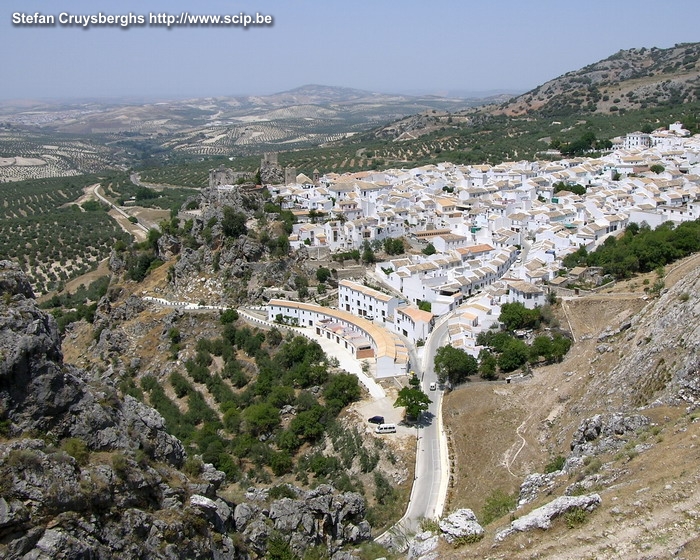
[[144, 294, 450, 536], [388, 317, 450, 537]]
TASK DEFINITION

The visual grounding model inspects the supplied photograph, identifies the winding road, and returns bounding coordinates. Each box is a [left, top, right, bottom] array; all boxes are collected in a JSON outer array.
[[379, 316, 451, 541], [143, 294, 452, 537]]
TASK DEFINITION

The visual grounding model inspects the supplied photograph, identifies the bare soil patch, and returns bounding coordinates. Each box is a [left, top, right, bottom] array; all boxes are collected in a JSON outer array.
[[109, 208, 147, 242]]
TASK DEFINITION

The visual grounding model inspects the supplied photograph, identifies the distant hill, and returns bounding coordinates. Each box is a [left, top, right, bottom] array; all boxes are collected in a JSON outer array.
[[0, 85, 502, 169], [360, 43, 700, 147], [494, 42, 700, 117]]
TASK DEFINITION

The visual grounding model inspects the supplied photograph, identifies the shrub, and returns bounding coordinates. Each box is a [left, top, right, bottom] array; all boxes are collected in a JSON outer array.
[[544, 455, 566, 473], [453, 533, 484, 546], [170, 372, 192, 398], [564, 507, 589, 528], [140, 375, 158, 392], [481, 489, 516, 525], [373, 471, 396, 506], [60, 438, 90, 466], [420, 517, 440, 533], [183, 456, 204, 477], [112, 453, 129, 478], [268, 484, 297, 500]]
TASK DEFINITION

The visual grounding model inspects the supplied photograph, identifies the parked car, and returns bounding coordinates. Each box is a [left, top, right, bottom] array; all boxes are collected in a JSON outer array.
[[375, 423, 397, 434], [368, 415, 385, 424]]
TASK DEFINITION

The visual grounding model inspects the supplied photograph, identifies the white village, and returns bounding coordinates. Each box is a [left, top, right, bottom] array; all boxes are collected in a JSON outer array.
[[256, 123, 700, 377]]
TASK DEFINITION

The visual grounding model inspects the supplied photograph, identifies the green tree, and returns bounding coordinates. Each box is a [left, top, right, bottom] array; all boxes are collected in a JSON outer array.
[[497, 338, 530, 372], [220, 308, 239, 324], [478, 349, 498, 380], [550, 334, 573, 362], [394, 386, 432, 421], [242, 403, 280, 436], [221, 207, 247, 237], [290, 406, 326, 442], [361, 241, 376, 264], [323, 373, 361, 412], [383, 237, 404, 255], [316, 266, 331, 284], [529, 335, 554, 363], [422, 242, 436, 256], [434, 345, 478, 385], [499, 302, 541, 331]]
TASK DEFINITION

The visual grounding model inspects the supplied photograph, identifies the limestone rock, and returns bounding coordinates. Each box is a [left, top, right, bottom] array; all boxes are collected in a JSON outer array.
[[439, 508, 484, 544], [517, 472, 561, 508], [189, 495, 233, 532], [570, 413, 650, 456], [108, 250, 126, 274], [0, 261, 34, 299], [156, 233, 181, 260], [495, 494, 601, 541], [408, 530, 439, 559]]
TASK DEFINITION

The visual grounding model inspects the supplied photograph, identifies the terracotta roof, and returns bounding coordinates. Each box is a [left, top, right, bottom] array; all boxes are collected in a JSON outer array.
[[268, 300, 407, 364], [397, 306, 434, 324], [339, 280, 395, 303]]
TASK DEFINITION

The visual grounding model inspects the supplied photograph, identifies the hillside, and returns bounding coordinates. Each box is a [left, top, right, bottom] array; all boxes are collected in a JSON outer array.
[[352, 43, 700, 169], [0, 85, 486, 181], [435, 254, 700, 559], [494, 42, 700, 117]]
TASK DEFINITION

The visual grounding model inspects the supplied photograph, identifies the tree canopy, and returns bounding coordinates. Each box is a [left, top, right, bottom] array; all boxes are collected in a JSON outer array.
[[221, 207, 248, 237], [563, 219, 700, 279], [434, 345, 478, 385], [394, 386, 432, 421], [498, 302, 542, 331]]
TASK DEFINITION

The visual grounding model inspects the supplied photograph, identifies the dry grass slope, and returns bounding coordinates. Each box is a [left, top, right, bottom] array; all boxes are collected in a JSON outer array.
[[440, 253, 700, 559]]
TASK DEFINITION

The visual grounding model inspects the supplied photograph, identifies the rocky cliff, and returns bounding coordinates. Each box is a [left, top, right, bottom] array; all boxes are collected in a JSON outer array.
[[0, 261, 371, 559]]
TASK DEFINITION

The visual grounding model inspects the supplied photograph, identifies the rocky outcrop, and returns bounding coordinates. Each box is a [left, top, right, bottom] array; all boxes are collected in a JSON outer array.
[[517, 472, 561, 508], [235, 484, 370, 557], [407, 531, 439, 560], [438, 508, 484, 544], [580, 264, 700, 412], [157, 233, 182, 260], [570, 413, 650, 456], [260, 159, 284, 185], [495, 494, 602, 542], [108, 249, 126, 274], [0, 262, 227, 558], [0, 261, 34, 299], [0, 262, 374, 558]]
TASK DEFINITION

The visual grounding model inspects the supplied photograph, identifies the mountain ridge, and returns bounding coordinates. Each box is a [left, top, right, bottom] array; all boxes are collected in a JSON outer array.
[[492, 42, 700, 117]]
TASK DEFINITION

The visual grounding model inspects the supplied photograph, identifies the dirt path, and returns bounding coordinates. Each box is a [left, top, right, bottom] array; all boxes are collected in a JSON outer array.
[[665, 251, 700, 288]]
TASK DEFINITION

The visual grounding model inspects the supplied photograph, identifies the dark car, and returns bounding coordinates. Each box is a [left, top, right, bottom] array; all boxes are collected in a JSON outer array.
[[368, 415, 385, 424]]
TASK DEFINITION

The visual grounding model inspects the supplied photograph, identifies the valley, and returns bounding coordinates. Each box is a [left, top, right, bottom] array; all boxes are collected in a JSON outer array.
[[1, 42, 700, 560]]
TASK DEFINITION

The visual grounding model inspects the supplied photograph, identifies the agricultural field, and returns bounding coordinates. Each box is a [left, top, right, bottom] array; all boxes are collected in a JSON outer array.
[[0, 175, 130, 294], [100, 171, 199, 212], [0, 127, 117, 182], [148, 108, 688, 188]]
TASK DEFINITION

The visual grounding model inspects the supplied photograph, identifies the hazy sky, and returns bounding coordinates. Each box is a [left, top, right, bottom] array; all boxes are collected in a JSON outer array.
[[2, 0, 699, 101]]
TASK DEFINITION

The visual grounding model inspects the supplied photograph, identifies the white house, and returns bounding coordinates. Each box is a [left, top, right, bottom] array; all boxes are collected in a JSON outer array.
[[506, 280, 546, 309], [266, 299, 409, 378], [338, 279, 400, 324], [393, 306, 434, 343]]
